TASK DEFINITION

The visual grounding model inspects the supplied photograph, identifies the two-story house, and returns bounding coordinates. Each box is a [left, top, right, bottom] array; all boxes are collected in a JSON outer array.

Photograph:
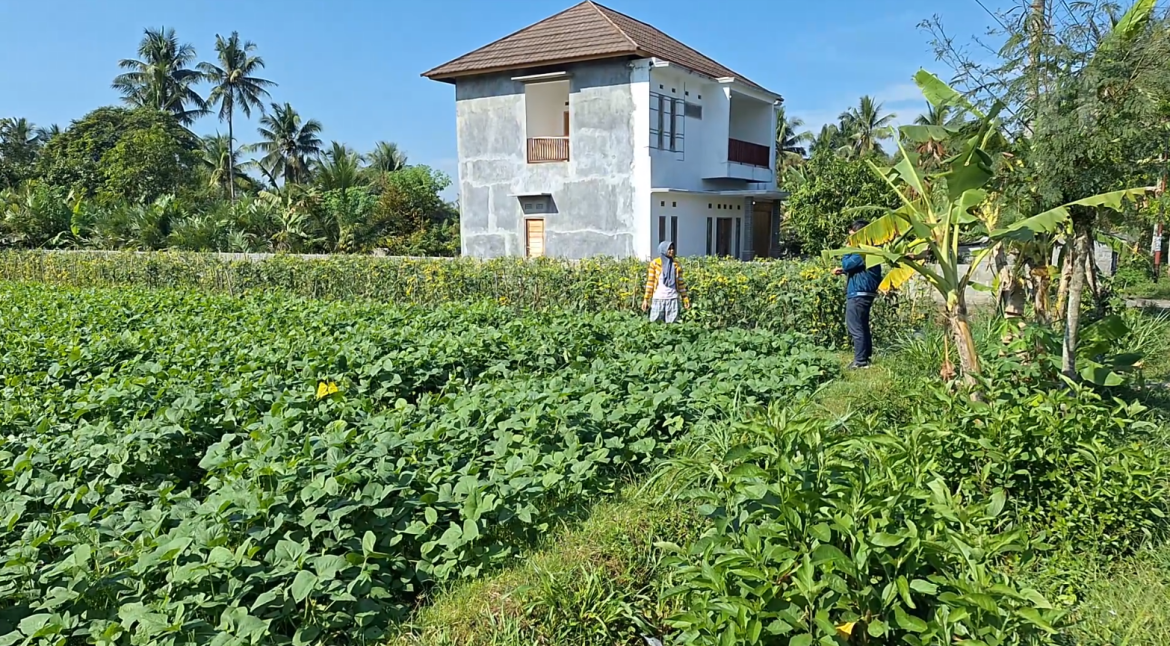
[[423, 1, 784, 260]]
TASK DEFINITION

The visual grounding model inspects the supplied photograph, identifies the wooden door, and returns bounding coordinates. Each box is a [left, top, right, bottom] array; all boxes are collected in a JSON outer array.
[[752, 201, 772, 258], [715, 218, 733, 257], [525, 218, 545, 258], [563, 109, 570, 136]]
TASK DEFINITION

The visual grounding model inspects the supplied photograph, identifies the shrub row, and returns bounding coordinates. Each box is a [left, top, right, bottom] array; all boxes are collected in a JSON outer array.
[[0, 251, 920, 348]]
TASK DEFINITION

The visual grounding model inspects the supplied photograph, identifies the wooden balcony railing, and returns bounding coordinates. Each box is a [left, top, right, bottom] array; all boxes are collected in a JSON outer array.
[[527, 137, 570, 163], [728, 138, 771, 168]]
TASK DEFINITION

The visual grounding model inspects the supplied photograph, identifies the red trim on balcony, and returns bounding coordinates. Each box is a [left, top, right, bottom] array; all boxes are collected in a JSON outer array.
[[728, 138, 770, 168]]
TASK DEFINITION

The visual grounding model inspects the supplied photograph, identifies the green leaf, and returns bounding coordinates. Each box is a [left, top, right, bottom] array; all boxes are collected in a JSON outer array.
[[914, 70, 975, 115], [992, 187, 1152, 242], [867, 618, 888, 637], [895, 606, 928, 633], [1110, 0, 1156, 44], [424, 507, 438, 525], [1018, 608, 1057, 633], [900, 124, 960, 143], [1081, 365, 1124, 387], [790, 634, 814, 646], [870, 533, 905, 547], [290, 570, 318, 603], [944, 149, 994, 200], [909, 579, 939, 595], [987, 490, 1007, 518]]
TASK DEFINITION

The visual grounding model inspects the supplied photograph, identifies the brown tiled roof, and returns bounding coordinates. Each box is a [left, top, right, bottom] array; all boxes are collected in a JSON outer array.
[[421, 1, 772, 94]]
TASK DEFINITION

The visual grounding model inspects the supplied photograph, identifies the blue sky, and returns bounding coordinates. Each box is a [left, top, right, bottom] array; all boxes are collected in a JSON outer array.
[[0, 0, 1005, 199]]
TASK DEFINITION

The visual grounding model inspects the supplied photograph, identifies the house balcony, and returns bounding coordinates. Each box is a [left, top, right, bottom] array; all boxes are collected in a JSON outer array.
[[527, 137, 570, 163], [728, 139, 770, 168], [703, 138, 773, 183]]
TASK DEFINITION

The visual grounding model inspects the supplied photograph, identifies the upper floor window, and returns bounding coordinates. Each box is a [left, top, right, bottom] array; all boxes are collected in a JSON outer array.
[[649, 91, 685, 153], [525, 80, 570, 163]]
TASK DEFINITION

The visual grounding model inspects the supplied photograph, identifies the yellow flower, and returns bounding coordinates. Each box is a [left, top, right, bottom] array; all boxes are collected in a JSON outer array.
[[316, 381, 339, 399]]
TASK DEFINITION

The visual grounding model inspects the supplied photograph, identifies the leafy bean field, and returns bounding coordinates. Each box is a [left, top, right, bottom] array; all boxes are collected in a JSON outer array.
[[0, 282, 835, 645]]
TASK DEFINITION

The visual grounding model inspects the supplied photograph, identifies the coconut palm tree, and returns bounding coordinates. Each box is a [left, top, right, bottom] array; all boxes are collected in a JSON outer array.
[[200, 134, 250, 196], [839, 95, 896, 157], [0, 118, 42, 179], [252, 102, 324, 185], [775, 108, 812, 174], [365, 141, 409, 174], [199, 32, 276, 201], [911, 102, 957, 166], [316, 141, 365, 191], [34, 124, 61, 144], [0, 118, 39, 151], [809, 123, 849, 158], [112, 27, 208, 125]]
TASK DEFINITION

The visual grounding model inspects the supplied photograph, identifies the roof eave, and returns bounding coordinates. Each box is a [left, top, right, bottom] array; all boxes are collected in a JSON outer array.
[[716, 77, 783, 103], [422, 51, 642, 83], [649, 60, 781, 103]]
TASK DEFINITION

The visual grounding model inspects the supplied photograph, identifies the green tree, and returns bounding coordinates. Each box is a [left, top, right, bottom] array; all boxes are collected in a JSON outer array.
[[808, 123, 849, 158], [35, 124, 61, 144], [365, 141, 409, 175], [784, 151, 900, 254], [200, 133, 252, 197], [839, 95, 896, 158], [0, 117, 43, 188], [199, 32, 276, 202], [37, 107, 200, 202], [372, 165, 453, 247], [1026, 0, 1169, 376], [909, 102, 961, 166], [316, 142, 365, 192], [253, 103, 323, 185], [112, 27, 208, 126], [775, 107, 812, 180]]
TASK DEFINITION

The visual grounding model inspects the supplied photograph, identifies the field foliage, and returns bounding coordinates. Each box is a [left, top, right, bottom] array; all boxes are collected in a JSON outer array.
[[0, 283, 835, 645]]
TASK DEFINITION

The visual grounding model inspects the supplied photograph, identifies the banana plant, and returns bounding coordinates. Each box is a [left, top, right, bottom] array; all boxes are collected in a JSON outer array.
[[826, 70, 1150, 381]]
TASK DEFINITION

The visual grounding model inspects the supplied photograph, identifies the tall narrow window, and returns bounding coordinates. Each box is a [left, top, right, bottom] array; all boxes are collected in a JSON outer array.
[[668, 99, 678, 151], [670, 216, 678, 247], [735, 218, 742, 259], [706, 217, 713, 255], [657, 94, 666, 150], [658, 216, 666, 244]]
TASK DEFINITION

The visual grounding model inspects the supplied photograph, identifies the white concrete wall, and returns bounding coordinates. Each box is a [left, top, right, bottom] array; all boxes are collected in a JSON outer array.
[[630, 60, 654, 259], [649, 66, 716, 192], [455, 60, 642, 259], [652, 192, 746, 258]]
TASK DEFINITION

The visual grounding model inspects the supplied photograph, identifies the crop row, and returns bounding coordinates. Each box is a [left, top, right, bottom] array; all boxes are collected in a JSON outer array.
[[0, 251, 920, 348], [0, 283, 836, 645]]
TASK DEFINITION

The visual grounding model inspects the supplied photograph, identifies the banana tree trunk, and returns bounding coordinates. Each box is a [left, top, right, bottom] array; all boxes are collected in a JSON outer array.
[[1055, 241, 1074, 324], [947, 298, 981, 380], [1030, 265, 1051, 326], [1062, 229, 1091, 378], [1084, 245, 1102, 302]]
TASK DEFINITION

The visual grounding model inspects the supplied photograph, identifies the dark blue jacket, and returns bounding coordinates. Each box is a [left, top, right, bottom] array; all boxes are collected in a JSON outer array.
[[842, 253, 882, 298]]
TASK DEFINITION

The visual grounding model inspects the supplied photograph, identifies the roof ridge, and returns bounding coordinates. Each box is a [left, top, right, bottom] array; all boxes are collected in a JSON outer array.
[[421, 2, 603, 78], [585, 1, 641, 51], [591, 1, 764, 88]]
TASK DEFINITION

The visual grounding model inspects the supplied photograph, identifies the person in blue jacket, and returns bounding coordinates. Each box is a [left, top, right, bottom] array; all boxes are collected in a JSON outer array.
[[833, 220, 882, 368]]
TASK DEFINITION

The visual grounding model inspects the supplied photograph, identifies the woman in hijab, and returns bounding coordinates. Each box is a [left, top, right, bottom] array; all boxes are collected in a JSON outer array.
[[641, 240, 690, 323]]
